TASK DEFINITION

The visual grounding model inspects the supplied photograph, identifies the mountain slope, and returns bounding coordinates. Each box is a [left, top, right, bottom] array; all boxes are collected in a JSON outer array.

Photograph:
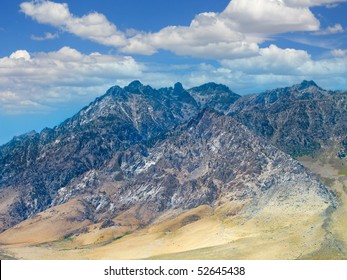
[[229, 80, 347, 157], [111, 109, 333, 218]]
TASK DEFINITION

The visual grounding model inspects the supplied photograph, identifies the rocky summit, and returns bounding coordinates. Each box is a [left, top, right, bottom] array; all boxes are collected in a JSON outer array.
[[0, 80, 346, 260]]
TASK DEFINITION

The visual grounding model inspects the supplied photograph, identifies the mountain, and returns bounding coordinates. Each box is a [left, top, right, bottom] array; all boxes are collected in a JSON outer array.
[[49, 109, 333, 222], [229, 80, 347, 157], [0, 80, 346, 260], [189, 82, 239, 112], [111, 109, 333, 217], [0, 81, 239, 230]]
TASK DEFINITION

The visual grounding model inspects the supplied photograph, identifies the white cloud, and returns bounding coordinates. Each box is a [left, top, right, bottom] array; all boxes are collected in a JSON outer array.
[[20, 1, 126, 47], [121, 12, 260, 59], [221, 45, 312, 75], [1, 44, 347, 115], [31, 32, 59, 41], [120, 0, 326, 58], [331, 49, 347, 56], [9, 50, 31, 61], [121, 43, 347, 93], [314, 23, 344, 35], [220, 44, 347, 75], [212, 44, 347, 92], [222, 0, 320, 34], [0, 47, 143, 114], [21, 0, 347, 59], [8, 0, 347, 112]]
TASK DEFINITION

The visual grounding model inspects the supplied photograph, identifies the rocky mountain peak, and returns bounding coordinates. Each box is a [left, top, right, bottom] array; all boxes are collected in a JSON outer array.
[[124, 80, 144, 93], [190, 82, 234, 95], [288, 80, 331, 100], [173, 82, 185, 94], [189, 82, 240, 113], [280, 80, 325, 98], [297, 80, 319, 90], [244, 80, 327, 109]]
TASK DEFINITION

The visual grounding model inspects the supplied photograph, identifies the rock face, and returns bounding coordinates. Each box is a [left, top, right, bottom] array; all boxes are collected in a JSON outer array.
[[110, 109, 333, 221], [229, 81, 347, 156], [0, 80, 344, 232], [189, 82, 239, 112]]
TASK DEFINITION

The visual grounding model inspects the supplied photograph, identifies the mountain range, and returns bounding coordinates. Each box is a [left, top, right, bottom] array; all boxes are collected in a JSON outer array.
[[0, 80, 346, 260]]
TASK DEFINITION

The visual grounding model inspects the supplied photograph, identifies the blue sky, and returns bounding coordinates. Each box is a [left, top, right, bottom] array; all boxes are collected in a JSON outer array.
[[0, 0, 346, 144]]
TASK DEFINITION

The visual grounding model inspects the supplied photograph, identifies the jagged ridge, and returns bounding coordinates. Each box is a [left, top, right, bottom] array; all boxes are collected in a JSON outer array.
[[0, 80, 345, 232]]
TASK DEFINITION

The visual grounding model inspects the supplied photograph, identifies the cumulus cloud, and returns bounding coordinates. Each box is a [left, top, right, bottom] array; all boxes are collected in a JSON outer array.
[[0, 47, 143, 114], [222, 0, 319, 34], [9, 50, 31, 60], [120, 0, 328, 58], [314, 23, 344, 35], [21, 0, 347, 59], [121, 13, 260, 58], [220, 44, 347, 75], [20, 1, 126, 47], [221, 45, 312, 75]]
